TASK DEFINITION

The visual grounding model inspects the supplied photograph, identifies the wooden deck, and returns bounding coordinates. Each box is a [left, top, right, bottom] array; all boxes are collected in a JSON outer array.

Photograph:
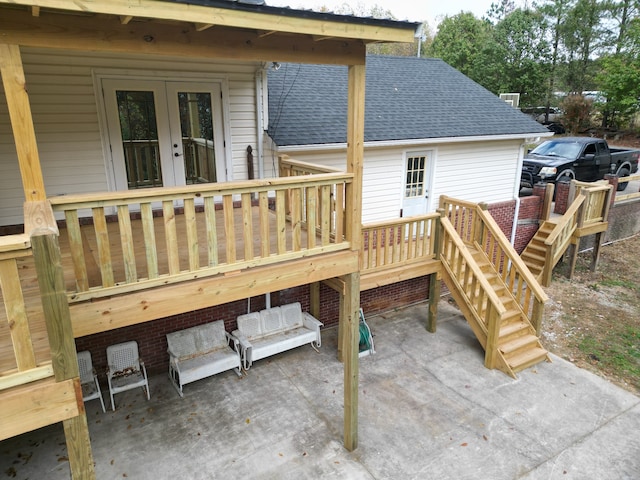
[[0, 210, 441, 374], [1, 204, 324, 372]]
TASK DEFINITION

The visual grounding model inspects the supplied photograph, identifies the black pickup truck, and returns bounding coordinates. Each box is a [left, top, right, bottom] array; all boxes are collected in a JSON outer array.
[[521, 137, 640, 191]]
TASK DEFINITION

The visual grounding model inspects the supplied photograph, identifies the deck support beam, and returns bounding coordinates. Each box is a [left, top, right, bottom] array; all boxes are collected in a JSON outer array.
[[342, 272, 360, 452], [342, 62, 365, 452], [0, 44, 46, 202], [31, 230, 95, 480]]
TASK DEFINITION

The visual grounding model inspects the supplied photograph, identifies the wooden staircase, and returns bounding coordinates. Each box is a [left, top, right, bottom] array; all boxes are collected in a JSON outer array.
[[469, 248, 549, 375], [520, 220, 555, 283], [438, 196, 550, 378]]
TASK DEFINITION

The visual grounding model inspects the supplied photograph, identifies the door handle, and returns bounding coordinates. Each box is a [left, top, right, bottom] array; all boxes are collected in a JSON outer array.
[[174, 152, 182, 157]]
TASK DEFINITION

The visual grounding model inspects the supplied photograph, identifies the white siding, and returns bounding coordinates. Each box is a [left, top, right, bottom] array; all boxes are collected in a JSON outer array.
[[431, 139, 522, 208], [276, 138, 523, 224], [0, 48, 260, 226]]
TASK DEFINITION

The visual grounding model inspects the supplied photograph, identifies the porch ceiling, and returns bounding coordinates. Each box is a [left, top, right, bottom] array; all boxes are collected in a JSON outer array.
[[0, 0, 419, 65]]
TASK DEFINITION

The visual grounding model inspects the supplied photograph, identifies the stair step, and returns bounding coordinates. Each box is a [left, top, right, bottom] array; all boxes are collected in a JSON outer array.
[[526, 242, 547, 254], [521, 251, 546, 264], [507, 347, 549, 372], [499, 320, 530, 338], [500, 334, 539, 355]]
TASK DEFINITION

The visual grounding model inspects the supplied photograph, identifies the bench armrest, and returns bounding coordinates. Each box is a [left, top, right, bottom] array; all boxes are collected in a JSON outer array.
[[302, 312, 323, 330], [225, 331, 239, 350], [231, 330, 253, 370]]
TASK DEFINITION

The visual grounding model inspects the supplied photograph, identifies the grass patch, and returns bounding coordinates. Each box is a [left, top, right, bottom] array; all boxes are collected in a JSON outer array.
[[598, 278, 639, 291], [577, 325, 640, 390]]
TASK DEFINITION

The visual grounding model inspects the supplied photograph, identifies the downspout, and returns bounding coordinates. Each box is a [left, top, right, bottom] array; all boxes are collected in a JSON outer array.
[[510, 141, 527, 246], [255, 64, 270, 310], [255, 64, 267, 180]]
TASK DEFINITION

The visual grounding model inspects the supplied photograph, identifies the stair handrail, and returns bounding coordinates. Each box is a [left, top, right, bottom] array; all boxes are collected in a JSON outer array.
[[440, 216, 506, 369], [544, 193, 585, 252], [440, 216, 506, 319], [475, 207, 548, 301]]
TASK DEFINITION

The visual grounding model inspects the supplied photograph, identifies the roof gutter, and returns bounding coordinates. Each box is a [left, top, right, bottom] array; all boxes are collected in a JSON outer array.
[[276, 131, 554, 153]]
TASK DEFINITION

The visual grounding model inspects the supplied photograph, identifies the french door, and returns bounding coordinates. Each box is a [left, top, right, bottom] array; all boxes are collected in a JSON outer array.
[[102, 79, 226, 191]]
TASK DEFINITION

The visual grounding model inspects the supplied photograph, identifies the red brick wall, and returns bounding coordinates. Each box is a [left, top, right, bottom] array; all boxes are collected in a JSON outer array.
[[554, 182, 571, 214], [486, 196, 542, 254], [76, 277, 431, 376]]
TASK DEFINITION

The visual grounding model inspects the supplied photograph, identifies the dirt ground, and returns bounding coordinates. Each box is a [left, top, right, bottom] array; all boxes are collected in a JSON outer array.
[[542, 233, 640, 396]]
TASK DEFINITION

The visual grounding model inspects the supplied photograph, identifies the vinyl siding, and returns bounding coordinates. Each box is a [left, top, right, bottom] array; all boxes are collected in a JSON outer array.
[[0, 48, 260, 226], [273, 138, 523, 224]]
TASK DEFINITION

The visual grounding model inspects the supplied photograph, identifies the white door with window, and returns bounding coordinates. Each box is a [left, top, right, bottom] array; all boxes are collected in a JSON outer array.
[[402, 151, 433, 217], [102, 79, 227, 191]]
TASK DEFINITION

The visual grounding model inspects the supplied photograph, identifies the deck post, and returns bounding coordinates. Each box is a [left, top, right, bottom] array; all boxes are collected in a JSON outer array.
[[0, 44, 46, 202], [342, 272, 360, 452], [342, 62, 365, 452], [31, 231, 96, 480], [309, 282, 320, 319], [427, 212, 444, 332]]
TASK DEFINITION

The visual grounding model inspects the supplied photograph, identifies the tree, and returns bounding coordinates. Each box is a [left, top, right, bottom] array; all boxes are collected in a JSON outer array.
[[561, 0, 606, 94], [426, 12, 491, 78], [537, 0, 575, 122], [474, 8, 551, 105], [596, 16, 640, 127]]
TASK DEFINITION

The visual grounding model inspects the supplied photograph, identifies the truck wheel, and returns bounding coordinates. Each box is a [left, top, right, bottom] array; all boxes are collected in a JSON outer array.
[[556, 168, 575, 183], [616, 167, 630, 191]]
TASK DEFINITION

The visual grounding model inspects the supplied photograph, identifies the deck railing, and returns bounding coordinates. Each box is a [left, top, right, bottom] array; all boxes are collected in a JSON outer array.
[[360, 214, 438, 272], [614, 173, 640, 203], [0, 234, 54, 390], [50, 172, 352, 302], [440, 196, 548, 330]]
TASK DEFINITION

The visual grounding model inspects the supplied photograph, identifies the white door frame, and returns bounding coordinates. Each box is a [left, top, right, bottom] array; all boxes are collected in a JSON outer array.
[[401, 150, 434, 217], [97, 73, 231, 192]]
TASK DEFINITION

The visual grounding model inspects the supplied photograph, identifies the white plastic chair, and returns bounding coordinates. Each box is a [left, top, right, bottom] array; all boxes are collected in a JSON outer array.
[[106, 341, 150, 411], [77, 350, 106, 413]]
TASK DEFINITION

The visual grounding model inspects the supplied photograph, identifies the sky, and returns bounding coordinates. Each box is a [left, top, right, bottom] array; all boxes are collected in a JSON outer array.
[[265, 0, 508, 29]]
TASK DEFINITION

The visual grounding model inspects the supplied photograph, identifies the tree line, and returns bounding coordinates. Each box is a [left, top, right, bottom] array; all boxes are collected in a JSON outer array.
[[331, 1, 640, 131]]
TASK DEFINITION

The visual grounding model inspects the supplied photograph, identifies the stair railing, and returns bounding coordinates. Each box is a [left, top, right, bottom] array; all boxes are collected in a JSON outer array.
[[541, 193, 585, 286], [439, 214, 505, 369], [440, 195, 548, 334]]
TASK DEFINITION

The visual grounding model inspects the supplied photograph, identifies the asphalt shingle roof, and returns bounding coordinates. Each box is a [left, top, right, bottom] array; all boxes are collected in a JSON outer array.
[[267, 56, 549, 146]]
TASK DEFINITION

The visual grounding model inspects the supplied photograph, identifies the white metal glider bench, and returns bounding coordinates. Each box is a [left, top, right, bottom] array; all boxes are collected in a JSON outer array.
[[106, 340, 150, 411], [232, 302, 323, 370], [166, 320, 242, 397]]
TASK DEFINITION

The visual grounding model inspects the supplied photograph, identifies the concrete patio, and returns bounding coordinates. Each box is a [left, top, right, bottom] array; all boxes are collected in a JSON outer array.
[[2, 300, 639, 479]]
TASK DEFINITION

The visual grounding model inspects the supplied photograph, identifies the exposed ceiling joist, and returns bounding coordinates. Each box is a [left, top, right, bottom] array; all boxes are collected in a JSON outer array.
[[120, 15, 133, 25], [31, 6, 39, 16]]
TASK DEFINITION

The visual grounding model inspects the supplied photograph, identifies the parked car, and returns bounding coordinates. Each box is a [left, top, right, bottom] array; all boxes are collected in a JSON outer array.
[[521, 137, 640, 191]]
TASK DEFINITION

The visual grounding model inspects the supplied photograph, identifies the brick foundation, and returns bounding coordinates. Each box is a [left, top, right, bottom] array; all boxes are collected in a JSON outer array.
[[77, 276, 431, 377], [554, 181, 571, 214]]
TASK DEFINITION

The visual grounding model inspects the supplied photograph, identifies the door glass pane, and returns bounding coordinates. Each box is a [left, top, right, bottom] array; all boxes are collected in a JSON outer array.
[[116, 90, 163, 189], [177, 92, 216, 184], [405, 155, 426, 198]]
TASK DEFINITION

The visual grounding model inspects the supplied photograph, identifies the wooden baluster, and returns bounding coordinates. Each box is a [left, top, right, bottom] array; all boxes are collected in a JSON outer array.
[[307, 186, 317, 249], [241, 193, 254, 261], [204, 196, 218, 267], [259, 191, 270, 258], [184, 198, 199, 271], [140, 203, 159, 278], [117, 204, 138, 283], [223, 195, 237, 263], [320, 185, 330, 246], [92, 207, 114, 288], [64, 210, 89, 291], [162, 201, 180, 275], [276, 190, 287, 255], [291, 188, 302, 252]]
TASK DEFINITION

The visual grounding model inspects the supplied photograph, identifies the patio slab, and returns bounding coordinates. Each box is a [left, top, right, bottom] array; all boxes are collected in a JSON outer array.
[[2, 300, 639, 479]]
